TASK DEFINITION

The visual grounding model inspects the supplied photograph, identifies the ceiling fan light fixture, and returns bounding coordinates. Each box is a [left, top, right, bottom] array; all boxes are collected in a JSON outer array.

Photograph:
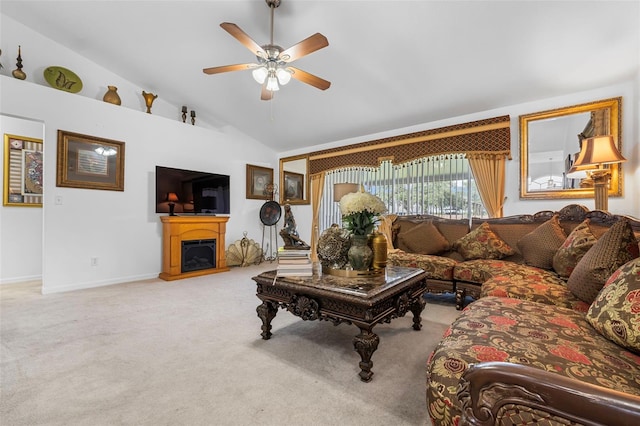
[[266, 75, 279, 91], [276, 67, 291, 85], [203, 0, 330, 99], [252, 67, 268, 84]]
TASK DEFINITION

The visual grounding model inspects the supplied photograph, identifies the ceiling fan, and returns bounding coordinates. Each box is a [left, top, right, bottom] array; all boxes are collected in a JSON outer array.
[[202, 0, 330, 100]]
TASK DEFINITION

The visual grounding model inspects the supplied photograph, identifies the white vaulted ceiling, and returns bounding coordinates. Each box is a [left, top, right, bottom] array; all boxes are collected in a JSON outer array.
[[2, 0, 639, 152]]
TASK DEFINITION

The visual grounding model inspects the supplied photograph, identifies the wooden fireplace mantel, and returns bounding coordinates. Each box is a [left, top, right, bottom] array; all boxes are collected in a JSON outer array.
[[159, 216, 230, 281]]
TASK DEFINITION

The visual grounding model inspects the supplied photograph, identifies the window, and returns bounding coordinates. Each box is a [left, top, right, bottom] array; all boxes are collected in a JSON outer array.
[[319, 155, 487, 231]]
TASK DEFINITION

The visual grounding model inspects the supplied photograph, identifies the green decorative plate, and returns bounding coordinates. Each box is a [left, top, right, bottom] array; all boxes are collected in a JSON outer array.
[[43, 66, 83, 93]]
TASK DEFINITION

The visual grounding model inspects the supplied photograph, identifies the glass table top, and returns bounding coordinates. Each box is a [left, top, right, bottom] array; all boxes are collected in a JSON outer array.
[[258, 266, 425, 297]]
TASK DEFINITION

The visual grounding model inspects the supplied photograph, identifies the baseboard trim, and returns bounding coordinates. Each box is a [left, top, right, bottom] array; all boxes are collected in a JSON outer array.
[[0, 275, 42, 285], [41, 273, 159, 294]]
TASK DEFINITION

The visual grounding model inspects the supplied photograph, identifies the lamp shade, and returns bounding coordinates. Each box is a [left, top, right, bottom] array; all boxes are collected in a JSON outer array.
[[568, 136, 626, 173], [252, 67, 268, 84], [166, 192, 179, 202], [276, 67, 292, 85], [333, 183, 360, 202], [566, 152, 590, 179], [266, 75, 279, 92]]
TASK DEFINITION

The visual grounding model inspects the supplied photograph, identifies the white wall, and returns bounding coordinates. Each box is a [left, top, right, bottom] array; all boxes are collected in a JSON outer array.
[[0, 115, 44, 283], [1, 14, 279, 291], [1, 76, 278, 293], [503, 84, 639, 217]]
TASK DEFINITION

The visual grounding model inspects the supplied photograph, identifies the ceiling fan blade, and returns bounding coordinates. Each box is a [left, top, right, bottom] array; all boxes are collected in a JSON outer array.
[[288, 67, 331, 91], [220, 22, 267, 58], [278, 33, 329, 62], [203, 63, 256, 75], [260, 84, 274, 101]]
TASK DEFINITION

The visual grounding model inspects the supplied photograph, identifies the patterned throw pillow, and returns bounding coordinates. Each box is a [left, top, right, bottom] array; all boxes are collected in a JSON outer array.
[[454, 222, 516, 260], [517, 215, 567, 270], [397, 221, 450, 255], [586, 258, 640, 354], [566, 219, 640, 304], [553, 219, 598, 278]]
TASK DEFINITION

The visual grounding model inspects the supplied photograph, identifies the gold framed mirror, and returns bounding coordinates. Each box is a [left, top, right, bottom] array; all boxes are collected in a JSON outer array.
[[279, 154, 310, 205], [520, 97, 622, 200]]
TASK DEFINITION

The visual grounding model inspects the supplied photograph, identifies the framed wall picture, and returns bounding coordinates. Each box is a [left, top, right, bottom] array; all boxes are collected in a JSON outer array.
[[283, 171, 304, 202], [56, 130, 125, 191], [3, 134, 44, 207], [246, 164, 273, 200]]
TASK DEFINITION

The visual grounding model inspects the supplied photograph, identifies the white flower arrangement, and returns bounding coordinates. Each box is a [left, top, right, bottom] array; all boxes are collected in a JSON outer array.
[[339, 190, 386, 235]]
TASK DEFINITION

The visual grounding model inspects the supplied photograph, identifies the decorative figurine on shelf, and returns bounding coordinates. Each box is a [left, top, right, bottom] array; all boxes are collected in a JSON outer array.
[[103, 86, 121, 105], [279, 204, 310, 249], [142, 91, 157, 113], [181, 106, 187, 123], [12, 45, 26, 80], [0, 48, 3, 70], [190, 110, 196, 125]]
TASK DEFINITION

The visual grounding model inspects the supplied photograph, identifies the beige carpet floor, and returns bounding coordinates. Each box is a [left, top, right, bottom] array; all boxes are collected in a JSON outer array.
[[1, 264, 461, 426]]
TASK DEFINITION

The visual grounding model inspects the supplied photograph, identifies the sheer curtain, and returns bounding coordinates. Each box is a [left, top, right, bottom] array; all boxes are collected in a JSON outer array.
[[318, 167, 374, 231], [318, 155, 488, 232]]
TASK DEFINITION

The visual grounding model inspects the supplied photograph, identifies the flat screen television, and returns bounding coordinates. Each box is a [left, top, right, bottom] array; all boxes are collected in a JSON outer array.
[[155, 165, 230, 215]]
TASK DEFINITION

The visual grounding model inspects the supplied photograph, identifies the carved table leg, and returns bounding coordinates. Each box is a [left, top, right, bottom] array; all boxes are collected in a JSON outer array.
[[410, 295, 426, 330], [256, 300, 278, 340], [353, 328, 379, 382]]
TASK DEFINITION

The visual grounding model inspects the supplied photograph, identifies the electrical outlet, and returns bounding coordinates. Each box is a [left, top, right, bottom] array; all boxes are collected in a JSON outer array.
[[91, 257, 98, 266]]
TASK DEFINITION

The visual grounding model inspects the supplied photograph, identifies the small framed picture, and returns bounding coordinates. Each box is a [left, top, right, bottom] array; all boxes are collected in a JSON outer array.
[[246, 164, 273, 200], [3, 134, 43, 207], [56, 130, 125, 191], [283, 171, 304, 202]]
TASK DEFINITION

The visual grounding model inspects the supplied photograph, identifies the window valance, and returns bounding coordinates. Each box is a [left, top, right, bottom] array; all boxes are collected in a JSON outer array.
[[309, 115, 510, 175]]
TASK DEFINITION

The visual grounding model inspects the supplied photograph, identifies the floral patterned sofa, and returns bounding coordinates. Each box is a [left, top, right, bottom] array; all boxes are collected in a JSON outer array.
[[424, 213, 640, 425], [385, 204, 640, 310]]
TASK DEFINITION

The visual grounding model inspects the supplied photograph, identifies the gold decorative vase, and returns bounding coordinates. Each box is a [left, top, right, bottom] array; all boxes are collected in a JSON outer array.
[[370, 231, 387, 269], [142, 91, 157, 114], [103, 86, 121, 105]]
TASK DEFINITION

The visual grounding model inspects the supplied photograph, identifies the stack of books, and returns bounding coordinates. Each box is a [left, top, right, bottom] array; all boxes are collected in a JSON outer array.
[[276, 247, 313, 276]]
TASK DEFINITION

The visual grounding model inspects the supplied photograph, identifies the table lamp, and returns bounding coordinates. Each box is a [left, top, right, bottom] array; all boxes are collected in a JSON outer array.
[[167, 192, 179, 216], [567, 135, 626, 211], [333, 183, 360, 202]]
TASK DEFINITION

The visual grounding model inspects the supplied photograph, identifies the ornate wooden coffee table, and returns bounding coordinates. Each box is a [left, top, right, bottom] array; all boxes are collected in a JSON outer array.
[[252, 266, 428, 382]]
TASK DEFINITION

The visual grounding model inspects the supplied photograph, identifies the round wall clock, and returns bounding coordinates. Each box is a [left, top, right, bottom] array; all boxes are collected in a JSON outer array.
[[259, 201, 282, 226]]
